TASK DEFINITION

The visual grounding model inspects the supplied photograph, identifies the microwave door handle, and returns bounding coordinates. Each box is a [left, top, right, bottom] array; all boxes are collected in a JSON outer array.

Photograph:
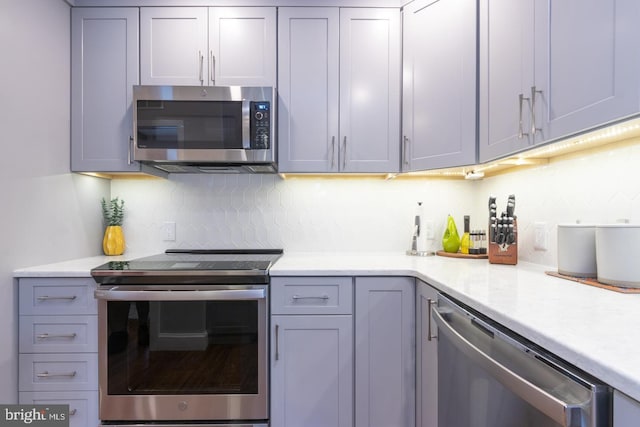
[[432, 308, 584, 427], [94, 288, 266, 301]]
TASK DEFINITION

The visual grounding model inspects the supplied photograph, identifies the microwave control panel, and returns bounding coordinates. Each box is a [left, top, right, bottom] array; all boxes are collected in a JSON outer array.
[[250, 101, 270, 149]]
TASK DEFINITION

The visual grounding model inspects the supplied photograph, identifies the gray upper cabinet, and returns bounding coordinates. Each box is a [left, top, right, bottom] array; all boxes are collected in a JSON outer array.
[[402, 0, 477, 171], [278, 8, 401, 173], [479, 0, 539, 163], [71, 7, 140, 173], [277, 8, 340, 173], [540, 0, 640, 143], [480, 0, 640, 163], [140, 7, 276, 87]]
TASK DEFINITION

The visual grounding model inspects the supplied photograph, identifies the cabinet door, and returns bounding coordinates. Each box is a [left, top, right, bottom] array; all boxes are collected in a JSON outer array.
[[71, 7, 140, 173], [340, 9, 401, 173], [209, 7, 276, 87], [402, 0, 476, 171], [355, 277, 415, 427], [140, 7, 208, 86], [538, 0, 640, 142], [614, 390, 640, 427], [416, 281, 438, 427], [271, 315, 353, 427], [277, 8, 340, 173], [479, 0, 536, 162]]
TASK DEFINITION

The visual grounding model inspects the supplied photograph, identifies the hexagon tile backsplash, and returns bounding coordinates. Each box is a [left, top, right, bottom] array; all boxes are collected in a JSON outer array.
[[112, 139, 640, 268]]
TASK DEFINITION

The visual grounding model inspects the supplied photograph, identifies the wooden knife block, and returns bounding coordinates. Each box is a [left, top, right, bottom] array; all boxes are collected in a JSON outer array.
[[488, 220, 518, 265]]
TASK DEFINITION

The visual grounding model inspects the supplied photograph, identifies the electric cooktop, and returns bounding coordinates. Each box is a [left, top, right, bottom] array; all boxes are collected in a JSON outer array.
[[91, 249, 283, 285]]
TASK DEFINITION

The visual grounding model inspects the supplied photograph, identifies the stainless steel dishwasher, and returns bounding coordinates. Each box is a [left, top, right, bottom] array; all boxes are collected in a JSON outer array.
[[432, 294, 611, 427]]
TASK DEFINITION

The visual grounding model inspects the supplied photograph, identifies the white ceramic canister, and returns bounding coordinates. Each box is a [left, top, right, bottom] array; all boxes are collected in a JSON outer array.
[[596, 224, 640, 288], [557, 224, 597, 278]]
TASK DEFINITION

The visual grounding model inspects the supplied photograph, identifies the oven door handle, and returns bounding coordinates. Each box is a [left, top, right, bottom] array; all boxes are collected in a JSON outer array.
[[94, 287, 266, 301], [432, 307, 584, 427]]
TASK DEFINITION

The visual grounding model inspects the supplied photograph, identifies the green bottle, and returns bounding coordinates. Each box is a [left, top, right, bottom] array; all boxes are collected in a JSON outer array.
[[442, 215, 461, 253]]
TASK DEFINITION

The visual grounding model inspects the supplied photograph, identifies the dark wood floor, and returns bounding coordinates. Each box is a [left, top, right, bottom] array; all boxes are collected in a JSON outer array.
[[108, 320, 259, 395]]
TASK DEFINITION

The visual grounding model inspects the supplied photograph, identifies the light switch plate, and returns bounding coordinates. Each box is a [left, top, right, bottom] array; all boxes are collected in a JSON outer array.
[[534, 222, 547, 251], [163, 221, 176, 241]]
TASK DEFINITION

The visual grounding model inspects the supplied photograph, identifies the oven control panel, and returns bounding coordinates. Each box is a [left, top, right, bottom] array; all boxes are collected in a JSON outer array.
[[250, 101, 271, 149]]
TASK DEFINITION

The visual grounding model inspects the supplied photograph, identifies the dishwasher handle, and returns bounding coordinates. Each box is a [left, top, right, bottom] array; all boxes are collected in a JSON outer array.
[[432, 307, 583, 427]]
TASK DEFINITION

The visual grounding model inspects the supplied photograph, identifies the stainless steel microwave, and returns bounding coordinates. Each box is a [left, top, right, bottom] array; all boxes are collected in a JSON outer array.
[[133, 85, 276, 174]]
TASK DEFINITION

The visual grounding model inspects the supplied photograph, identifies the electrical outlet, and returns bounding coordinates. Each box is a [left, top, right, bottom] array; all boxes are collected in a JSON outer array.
[[534, 222, 547, 251], [163, 221, 176, 241]]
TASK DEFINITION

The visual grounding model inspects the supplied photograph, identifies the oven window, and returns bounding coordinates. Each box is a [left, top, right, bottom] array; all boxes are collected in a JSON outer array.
[[107, 300, 259, 395], [136, 100, 243, 149]]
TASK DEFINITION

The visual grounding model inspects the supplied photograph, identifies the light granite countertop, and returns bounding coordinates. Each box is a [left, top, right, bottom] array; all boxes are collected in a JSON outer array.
[[14, 251, 640, 402]]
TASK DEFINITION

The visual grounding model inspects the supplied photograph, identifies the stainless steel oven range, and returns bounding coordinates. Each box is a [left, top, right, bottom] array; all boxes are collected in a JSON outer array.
[[90, 249, 283, 427]]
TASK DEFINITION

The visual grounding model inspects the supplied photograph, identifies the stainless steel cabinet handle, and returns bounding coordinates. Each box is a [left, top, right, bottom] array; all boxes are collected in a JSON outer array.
[[210, 51, 216, 85], [95, 288, 266, 301], [37, 295, 77, 301], [530, 85, 543, 136], [427, 298, 437, 341], [291, 295, 330, 301], [432, 307, 583, 427], [403, 136, 410, 166], [128, 136, 133, 165], [198, 51, 204, 85], [36, 333, 77, 340], [518, 93, 530, 139], [330, 136, 336, 169], [342, 136, 347, 170], [275, 324, 280, 361], [37, 371, 77, 379]]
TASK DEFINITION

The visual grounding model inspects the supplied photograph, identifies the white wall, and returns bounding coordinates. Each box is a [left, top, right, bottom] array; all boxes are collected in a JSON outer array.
[[473, 139, 640, 267], [0, 0, 109, 402], [113, 138, 640, 271], [111, 175, 475, 254]]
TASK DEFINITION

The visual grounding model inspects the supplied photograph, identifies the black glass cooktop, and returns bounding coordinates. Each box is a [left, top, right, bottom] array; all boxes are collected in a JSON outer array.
[[91, 249, 283, 285]]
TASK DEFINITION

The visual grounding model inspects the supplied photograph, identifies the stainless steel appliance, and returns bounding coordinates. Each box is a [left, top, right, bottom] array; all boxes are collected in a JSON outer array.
[[433, 294, 611, 427], [133, 86, 276, 174], [91, 249, 283, 427]]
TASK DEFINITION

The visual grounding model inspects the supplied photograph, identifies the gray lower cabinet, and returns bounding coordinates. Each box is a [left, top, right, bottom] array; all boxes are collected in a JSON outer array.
[[614, 390, 640, 427], [270, 276, 415, 427], [270, 277, 354, 427], [354, 277, 415, 427], [416, 280, 438, 427], [18, 278, 99, 427]]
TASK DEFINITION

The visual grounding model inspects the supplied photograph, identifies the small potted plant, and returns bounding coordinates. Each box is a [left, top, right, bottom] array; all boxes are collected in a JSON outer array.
[[101, 197, 126, 255]]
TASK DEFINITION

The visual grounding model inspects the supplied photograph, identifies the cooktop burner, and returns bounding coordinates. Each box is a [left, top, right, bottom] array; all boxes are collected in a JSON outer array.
[[91, 249, 283, 285]]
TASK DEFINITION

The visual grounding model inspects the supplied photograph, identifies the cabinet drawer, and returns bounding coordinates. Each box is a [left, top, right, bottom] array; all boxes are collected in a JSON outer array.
[[20, 315, 98, 353], [271, 277, 353, 315], [19, 391, 99, 427], [19, 278, 97, 315], [19, 353, 98, 392]]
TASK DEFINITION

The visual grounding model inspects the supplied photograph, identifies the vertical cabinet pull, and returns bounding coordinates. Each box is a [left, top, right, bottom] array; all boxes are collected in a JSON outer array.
[[530, 86, 543, 136], [342, 136, 347, 170], [427, 298, 437, 341], [198, 51, 204, 85], [330, 136, 336, 169], [518, 93, 530, 139], [210, 51, 216, 85], [275, 324, 280, 361], [403, 136, 410, 166], [128, 136, 134, 165]]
